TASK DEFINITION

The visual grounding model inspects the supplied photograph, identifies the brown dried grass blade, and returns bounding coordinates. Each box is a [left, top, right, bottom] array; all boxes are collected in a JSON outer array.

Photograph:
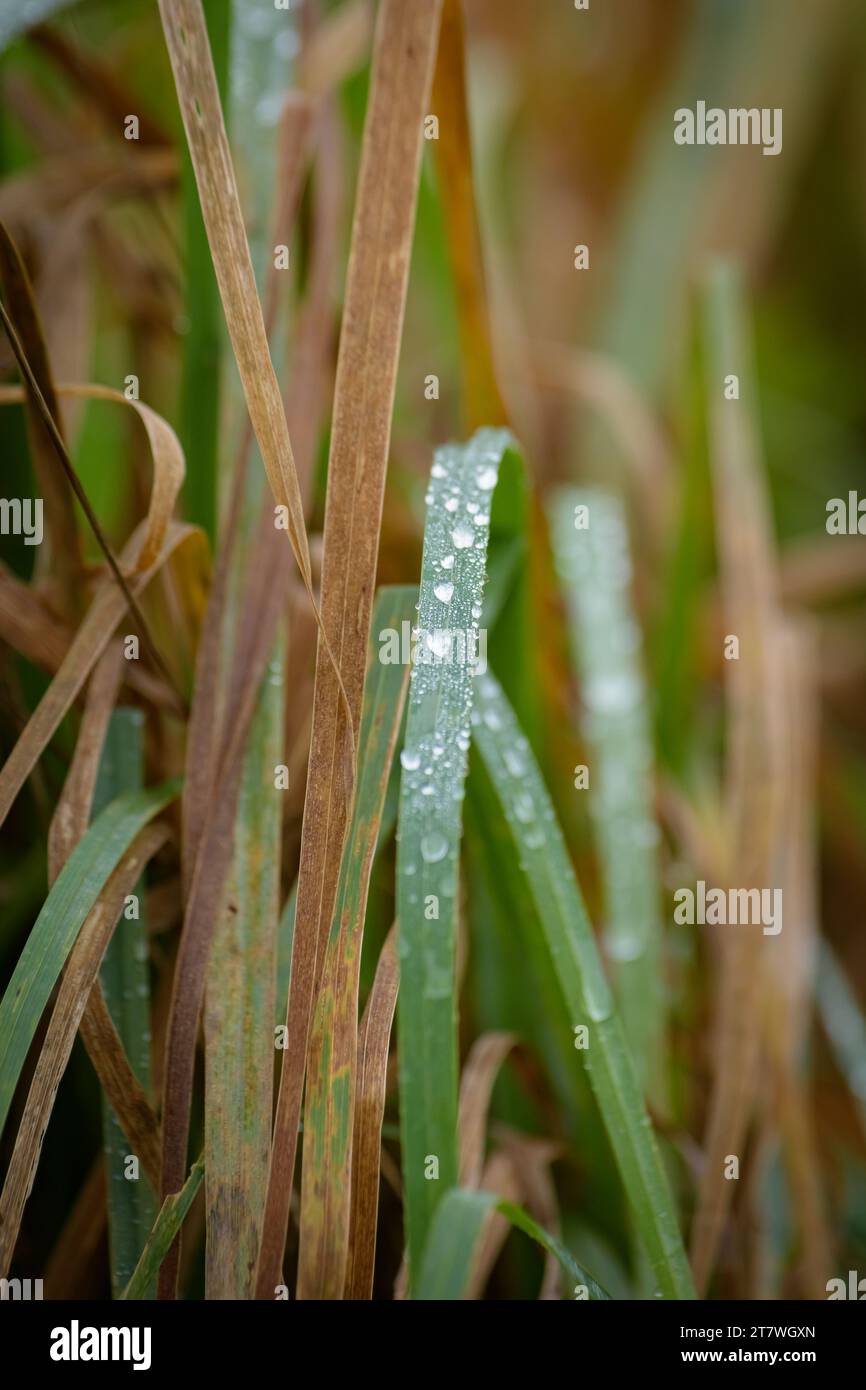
[[0, 221, 83, 601], [763, 622, 831, 1296], [458, 1032, 518, 1188], [431, 0, 506, 432], [47, 643, 125, 884], [78, 981, 162, 1189], [0, 822, 167, 1277], [689, 264, 784, 1294], [157, 0, 311, 592], [0, 560, 178, 711], [0, 520, 202, 831], [256, 0, 443, 1298], [345, 928, 399, 1301]]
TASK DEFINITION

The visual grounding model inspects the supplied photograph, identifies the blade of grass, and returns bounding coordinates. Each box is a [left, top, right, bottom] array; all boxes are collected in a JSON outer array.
[[0, 820, 168, 1276], [0, 778, 180, 1143], [548, 487, 667, 1106], [78, 983, 161, 1192], [157, 0, 312, 602], [203, 636, 283, 1298], [762, 622, 831, 1297], [298, 586, 414, 1298], [0, 518, 200, 830], [689, 262, 783, 1294], [458, 1032, 518, 1186], [257, 0, 443, 1297], [94, 709, 158, 1298], [470, 671, 695, 1299], [179, 0, 230, 545], [345, 926, 399, 1300], [414, 1187, 610, 1301], [397, 427, 512, 1284], [0, 220, 83, 604], [431, 0, 506, 433], [121, 1156, 204, 1301], [816, 940, 866, 1146], [46, 643, 124, 882]]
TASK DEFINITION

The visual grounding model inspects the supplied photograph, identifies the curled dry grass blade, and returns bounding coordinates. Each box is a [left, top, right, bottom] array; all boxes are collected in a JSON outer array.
[[0, 820, 168, 1276], [0, 366, 185, 712], [689, 262, 783, 1294], [0, 379, 186, 577], [549, 487, 667, 1105], [470, 671, 695, 1299], [345, 927, 399, 1301], [397, 428, 513, 1285], [257, 0, 443, 1298], [299, 586, 414, 1299]]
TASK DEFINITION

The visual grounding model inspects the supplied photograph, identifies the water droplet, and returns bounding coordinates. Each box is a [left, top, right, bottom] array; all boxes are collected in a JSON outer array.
[[441, 554, 454, 570], [478, 467, 497, 490], [466, 501, 479, 514], [431, 461, 446, 479], [453, 523, 474, 549], [473, 512, 490, 528], [255, 92, 283, 127], [425, 629, 452, 659], [514, 792, 535, 823], [400, 748, 421, 771], [421, 831, 448, 863], [434, 581, 454, 603], [445, 497, 459, 513], [503, 748, 525, 777], [583, 673, 641, 714], [483, 707, 503, 731]]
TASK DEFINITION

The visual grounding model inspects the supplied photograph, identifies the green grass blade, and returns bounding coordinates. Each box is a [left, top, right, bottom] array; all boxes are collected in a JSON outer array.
[[497, 1200, 611, 1301], [94, 709, 157, 1298], [816, 940, 866, 1143], [180, 0, 230, 542], [470, 672, 695, 1299], [397, 427, 513, 1285], [0, 777, 181, 1143], [299, 585, 414, 1298], [414, 1187, 611, 1300], [204, 637, 283, 1298], [548, 487, 667, 1104], [414, 1188, 494, 1299], [121, 1156, 204, 1301]]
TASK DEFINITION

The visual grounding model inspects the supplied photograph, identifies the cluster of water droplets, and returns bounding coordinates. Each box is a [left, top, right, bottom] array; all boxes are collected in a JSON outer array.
[[396, 431, 511, 981]]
